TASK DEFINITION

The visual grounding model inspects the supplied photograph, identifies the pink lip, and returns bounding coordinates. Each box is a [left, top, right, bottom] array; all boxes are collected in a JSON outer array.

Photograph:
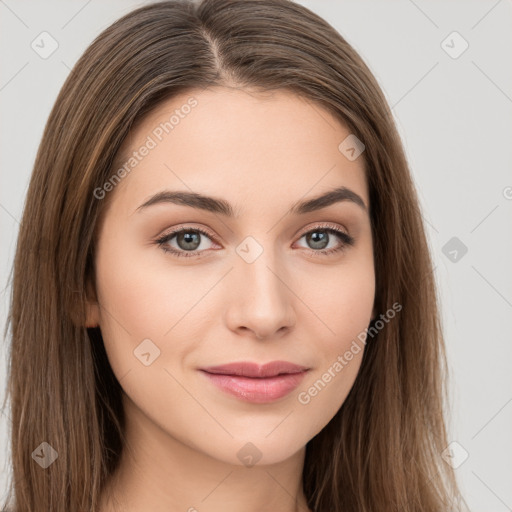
[[199, 361, 309, 403]]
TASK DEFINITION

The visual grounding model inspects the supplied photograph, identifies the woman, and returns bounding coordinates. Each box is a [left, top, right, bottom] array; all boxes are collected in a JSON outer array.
[[2, 0, 469, 510]]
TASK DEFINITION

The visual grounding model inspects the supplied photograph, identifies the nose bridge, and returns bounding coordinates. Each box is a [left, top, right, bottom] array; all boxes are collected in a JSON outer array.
[[226, 234, 295, 337], [237, 235, 287, 302]]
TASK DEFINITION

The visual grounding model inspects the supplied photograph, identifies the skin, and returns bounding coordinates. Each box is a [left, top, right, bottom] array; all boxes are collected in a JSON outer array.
[[87, 86, 376, 512]]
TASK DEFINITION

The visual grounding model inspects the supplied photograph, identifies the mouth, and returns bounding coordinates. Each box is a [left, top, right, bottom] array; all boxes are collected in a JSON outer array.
[[199, 361, 310, 403]]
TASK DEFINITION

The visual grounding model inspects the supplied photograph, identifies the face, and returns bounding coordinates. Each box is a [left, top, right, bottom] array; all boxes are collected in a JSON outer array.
[[87, 86, 375, 467]]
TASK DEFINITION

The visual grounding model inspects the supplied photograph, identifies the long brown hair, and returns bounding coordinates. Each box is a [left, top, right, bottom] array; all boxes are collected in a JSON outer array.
[[2, 0, 469, 510]]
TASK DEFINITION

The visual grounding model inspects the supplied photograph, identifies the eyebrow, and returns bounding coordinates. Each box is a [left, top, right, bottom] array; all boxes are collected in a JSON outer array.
[[135, 185, 368, 217]]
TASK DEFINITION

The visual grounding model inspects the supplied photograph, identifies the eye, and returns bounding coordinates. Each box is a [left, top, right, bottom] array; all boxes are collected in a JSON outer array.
[[155, 223, 355, 259], [155, 226, 218, 258], [294, 223, 355, 257]]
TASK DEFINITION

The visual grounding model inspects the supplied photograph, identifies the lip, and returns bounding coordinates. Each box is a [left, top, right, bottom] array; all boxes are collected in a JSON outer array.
[[199, 361, 310, 403]]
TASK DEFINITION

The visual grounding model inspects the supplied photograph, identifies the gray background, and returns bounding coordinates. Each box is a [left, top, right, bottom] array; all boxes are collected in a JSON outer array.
[[1, 0, 511, 510]]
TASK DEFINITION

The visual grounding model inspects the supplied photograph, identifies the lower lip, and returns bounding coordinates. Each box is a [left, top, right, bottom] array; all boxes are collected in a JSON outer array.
[[200, 370, 308, 403]]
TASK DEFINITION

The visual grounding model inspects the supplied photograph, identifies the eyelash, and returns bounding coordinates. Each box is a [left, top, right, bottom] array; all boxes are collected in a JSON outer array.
[[155, 223, 355, 259]]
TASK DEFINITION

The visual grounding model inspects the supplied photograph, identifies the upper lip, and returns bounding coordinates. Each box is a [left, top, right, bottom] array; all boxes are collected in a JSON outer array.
[[200, 361, 309, 378]]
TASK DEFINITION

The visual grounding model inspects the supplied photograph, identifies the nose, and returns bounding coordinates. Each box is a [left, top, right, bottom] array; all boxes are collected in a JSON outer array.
[[224, 248, 296, 341]]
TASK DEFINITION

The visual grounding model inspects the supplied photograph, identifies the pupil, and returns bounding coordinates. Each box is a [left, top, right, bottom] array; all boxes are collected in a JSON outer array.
[[178, 231, 200, 250], [308, 231, 328, 250]]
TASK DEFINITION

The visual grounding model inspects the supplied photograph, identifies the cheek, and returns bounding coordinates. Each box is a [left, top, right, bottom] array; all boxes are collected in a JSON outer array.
[[298, 252, 375, 347], [93, 235, 216, 379], [292, 259, 374, 434], [93, 233, 173, 378], [96, 253, 163, 336], [296, 306, 369, 439], [296, 347, 363, 440], [324, 281, 374, 347], [95, 225, 191, 334]]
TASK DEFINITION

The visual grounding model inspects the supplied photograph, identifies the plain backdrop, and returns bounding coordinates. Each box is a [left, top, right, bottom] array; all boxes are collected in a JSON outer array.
[[1, 1, 511, 510]]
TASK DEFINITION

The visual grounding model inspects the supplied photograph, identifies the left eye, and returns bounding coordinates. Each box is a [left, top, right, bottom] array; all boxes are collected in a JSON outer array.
[[295, 226, 354, 254], [155, 224, 354, 258]]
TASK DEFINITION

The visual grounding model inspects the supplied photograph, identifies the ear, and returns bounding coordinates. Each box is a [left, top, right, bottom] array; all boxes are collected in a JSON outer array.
[[84, 275, 100, 328]]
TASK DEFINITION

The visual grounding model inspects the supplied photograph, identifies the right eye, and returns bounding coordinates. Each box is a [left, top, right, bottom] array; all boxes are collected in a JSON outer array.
[[155, 226, 219, 258]]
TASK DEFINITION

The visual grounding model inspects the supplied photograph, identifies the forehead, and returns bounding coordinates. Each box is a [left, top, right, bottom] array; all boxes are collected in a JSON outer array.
[[108, 86, 368, 216]]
